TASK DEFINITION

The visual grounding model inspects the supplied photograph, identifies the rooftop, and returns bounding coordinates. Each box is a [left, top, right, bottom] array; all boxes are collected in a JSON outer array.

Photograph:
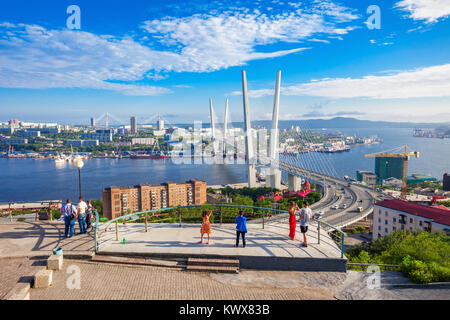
[[375, 199, 450, 226]]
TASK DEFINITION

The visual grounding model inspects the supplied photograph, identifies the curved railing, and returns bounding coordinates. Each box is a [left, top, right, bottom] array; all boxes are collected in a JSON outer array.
[[0, 200, 63, 221], [94, 204, 346, 258]]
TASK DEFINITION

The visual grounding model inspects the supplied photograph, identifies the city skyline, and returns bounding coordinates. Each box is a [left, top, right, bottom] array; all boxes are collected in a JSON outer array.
[[1, 0, 450, 124]]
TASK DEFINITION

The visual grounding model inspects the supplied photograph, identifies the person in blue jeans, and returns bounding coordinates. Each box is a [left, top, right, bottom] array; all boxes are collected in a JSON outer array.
[[235, 211, 247, 248], [77, 196, 88, 234], [61, 199, 77, 238]]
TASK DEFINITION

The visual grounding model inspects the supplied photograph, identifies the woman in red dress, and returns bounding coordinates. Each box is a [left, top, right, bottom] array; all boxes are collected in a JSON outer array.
[[200, 210, 212, 245], [288, 201, 299, 240]]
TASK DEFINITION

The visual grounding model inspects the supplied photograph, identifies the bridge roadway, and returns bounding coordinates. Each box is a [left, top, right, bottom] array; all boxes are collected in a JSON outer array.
[[268, 158, 381, 229], [219, 135, 381, 229]]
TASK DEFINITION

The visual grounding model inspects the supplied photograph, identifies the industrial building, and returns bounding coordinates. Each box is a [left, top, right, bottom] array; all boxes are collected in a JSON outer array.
[[407, 174, 439, 184], [373, 199, 450, 240], [443, 173, 450, 191], [131, 138, 155, 145], [375, 156, 404, 185], [3, 138, 28, 145], [81, 129, 113, 142], [102, 179, 207, 219], [356, 170, 377, 188], [66, 140, 99, 147], [24, 130, 41, 137]]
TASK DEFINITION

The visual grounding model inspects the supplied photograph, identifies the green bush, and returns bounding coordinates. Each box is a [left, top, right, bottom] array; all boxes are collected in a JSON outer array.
[[347, 231, 450, 284]]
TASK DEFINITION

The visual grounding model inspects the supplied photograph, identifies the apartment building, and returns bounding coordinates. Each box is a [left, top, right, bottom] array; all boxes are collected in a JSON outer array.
[[102, 179, 207, 219], [373, 199, 450, 240]]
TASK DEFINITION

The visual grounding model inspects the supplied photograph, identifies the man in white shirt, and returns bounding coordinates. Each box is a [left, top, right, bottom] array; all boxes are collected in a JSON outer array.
[[77, 196, 88, 234], [299, 201, 312, 247]]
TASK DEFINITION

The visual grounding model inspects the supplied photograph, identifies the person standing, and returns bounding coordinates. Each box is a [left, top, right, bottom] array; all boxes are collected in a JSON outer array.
[[85, 200, 93, 231], [199, 210, 212, 245], [61, 199, 76, 238], [288, 201, 299, 240], [299, 201, 312, 247], [77, 196, 88, 234], [235, 211, 247, 248]]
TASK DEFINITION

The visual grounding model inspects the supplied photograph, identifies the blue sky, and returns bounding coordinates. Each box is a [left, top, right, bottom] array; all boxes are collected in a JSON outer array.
[[0, 0, 449, 125]]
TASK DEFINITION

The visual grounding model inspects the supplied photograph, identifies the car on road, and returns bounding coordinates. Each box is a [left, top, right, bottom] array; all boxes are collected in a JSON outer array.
[[332, 205, 339, 210], [314, 211, 325, 219], [357, 207, 363, 212], [341, 204, 347, 209]]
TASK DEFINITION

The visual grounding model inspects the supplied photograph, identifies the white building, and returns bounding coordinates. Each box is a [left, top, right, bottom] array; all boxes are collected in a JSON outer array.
[[132, 138, 155, 145], [373, 199, 450, 240]]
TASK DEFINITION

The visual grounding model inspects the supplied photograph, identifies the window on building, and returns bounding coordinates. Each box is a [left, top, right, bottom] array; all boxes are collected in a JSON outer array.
[[419, 221, 423, 226], [378, 226, 381, 231], [393, 217, 396, 223], [385, 211, 388, 216], [410, 218, 413, 223], [378, 218, 381, 223], [401, 225, 405, 230], [393, 227, 396, 230], [385, 220, 388, 225], [385, 228, 388, 233]]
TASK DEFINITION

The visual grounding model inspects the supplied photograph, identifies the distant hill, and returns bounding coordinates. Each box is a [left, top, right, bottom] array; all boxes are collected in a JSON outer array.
[[236, 117, 446, 129]]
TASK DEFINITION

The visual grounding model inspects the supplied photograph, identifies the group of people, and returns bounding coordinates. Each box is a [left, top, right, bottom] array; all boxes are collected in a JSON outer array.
[[60, 197, 94, 238], [199, 202, 312, 248], [199, 210, 248, 247], [288, 201, 312, 247]]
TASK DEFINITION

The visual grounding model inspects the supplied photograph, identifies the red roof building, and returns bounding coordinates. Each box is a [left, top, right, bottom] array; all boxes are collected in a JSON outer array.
[[373, 199, 450, 240]]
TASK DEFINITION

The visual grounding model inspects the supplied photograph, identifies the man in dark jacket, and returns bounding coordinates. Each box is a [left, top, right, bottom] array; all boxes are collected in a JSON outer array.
[[235, 211, 248, 248]]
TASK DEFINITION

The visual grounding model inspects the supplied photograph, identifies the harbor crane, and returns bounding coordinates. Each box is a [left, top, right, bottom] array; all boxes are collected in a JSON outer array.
[[365, 145, 420, 199]]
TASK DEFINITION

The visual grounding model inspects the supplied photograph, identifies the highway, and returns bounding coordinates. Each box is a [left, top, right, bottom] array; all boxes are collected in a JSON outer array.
[[275, 159, 382, 228]]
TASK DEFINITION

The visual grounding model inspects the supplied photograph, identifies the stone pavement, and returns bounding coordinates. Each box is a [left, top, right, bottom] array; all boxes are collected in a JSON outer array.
[[30, 259, 337, 300], [0, 256, 47, 299], [0, 221, 95, 258]]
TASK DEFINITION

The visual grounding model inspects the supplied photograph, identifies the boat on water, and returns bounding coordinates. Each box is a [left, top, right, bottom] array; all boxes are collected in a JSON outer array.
[[130, 152, 166, 159]]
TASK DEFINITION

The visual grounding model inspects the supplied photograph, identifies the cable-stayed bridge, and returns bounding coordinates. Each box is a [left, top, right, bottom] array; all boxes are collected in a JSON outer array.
[[205, 70, 382, 228]]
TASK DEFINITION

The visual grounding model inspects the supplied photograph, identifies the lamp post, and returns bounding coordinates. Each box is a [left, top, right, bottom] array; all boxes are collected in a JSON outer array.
[[74, 159, 84, 198]]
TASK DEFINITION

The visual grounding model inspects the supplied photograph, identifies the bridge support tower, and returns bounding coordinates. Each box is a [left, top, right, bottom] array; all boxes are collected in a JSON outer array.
[[288, 174, 302, 192]]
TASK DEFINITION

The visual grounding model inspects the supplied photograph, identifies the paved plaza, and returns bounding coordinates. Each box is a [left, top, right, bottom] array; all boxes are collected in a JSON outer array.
[[98, 220, 343, 260], [30, 259, 339, 300], [0, 221, 94, 258]]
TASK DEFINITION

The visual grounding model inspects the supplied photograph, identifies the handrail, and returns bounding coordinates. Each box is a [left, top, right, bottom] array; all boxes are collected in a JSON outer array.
[[94, 204, 347, 258], [93, 209, 100, 253]]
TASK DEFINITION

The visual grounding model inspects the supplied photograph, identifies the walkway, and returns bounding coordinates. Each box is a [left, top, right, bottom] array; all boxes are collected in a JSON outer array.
[[31, 259, 339, 300], [0, 221, 95, 258]]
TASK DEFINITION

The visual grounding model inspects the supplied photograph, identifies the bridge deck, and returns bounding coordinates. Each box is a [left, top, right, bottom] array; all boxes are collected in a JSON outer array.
[[98, 220, 346, 272]]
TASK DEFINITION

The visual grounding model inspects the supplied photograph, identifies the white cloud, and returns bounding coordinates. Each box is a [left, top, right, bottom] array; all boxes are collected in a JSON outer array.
[[141, 4, 359, 72], [395, 0, 450, 23], [0, 1, 360, 94], [232, 64, 450, 99], [0, 23, 172, 95]]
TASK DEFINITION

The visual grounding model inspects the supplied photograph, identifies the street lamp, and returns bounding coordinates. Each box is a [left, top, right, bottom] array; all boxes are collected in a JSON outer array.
[[74, 159, 84, 198]]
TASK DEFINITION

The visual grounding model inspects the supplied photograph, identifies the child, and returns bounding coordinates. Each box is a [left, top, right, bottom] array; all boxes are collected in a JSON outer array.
[[200, 210, 212, 245], [235, 211, 247, 248]]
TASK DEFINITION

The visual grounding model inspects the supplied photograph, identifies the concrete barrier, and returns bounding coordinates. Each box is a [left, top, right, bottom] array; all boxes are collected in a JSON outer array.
[[47, 255, 63, 271], [4, 282, 30, 300], [34, 269, 53, 288]]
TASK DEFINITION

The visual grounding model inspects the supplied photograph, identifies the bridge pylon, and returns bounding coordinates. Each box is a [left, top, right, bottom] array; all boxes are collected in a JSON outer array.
[[266, 70, 282, 190], [241, 70, 257, 188]]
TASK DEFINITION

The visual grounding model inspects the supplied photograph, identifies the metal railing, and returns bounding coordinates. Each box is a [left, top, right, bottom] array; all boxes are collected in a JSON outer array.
[[94, 204, 347, 258], [0, 200, 63, 222]]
